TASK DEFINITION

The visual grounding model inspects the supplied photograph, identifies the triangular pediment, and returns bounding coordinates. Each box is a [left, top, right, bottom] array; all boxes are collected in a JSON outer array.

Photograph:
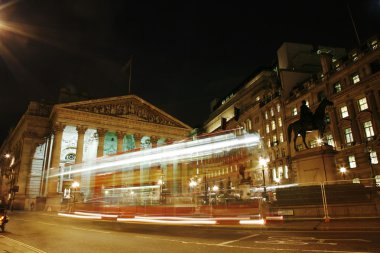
[[55, 95, 191, 129]]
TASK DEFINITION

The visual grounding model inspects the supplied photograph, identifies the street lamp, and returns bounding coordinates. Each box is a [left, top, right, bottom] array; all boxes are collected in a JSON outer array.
[[259, 156, 269, 199], [339, 166, 347, 180]]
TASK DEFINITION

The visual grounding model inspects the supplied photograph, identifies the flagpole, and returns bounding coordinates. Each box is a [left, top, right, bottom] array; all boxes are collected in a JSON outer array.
[[347, 3, 361, 47]]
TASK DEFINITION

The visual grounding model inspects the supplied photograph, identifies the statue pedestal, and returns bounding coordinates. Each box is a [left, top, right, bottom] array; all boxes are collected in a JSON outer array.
[[238, 183, 251, 199], [291, 145, 337, 183]]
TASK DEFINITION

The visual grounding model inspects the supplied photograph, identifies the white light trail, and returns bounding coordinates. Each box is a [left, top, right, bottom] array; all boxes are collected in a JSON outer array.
[[239, 219, 265, 225], [58, 213, 102, 219], [117, 217, 217, 225], [50, 132, 260, 178]]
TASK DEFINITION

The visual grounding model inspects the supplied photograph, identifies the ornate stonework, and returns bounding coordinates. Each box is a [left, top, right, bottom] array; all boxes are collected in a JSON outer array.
[[64, 96, 184, 128]]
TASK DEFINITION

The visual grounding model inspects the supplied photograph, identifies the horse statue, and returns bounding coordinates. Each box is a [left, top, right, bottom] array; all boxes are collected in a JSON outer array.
[[287, 98, 334, 151]]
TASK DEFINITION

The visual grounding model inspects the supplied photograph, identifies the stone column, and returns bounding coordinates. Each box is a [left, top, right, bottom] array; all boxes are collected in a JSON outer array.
[[75, 126, 87, 164], [51, 124, 65, 169], [117, 131, 124, 153], [150, 136, 158, 148], [97, 129, 107, 158], [328, 108, 342, 148], [48, 123, 65, 195], [347, 99, 362, 144], [134, 133, 142, 149]]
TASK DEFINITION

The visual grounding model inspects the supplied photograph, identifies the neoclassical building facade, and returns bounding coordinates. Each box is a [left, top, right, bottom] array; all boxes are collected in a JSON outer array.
[[0, 95, 192, 210]]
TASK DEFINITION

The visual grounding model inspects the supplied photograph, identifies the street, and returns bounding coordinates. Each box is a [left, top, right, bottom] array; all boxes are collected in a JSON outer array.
[[1, 212, 380, 253]]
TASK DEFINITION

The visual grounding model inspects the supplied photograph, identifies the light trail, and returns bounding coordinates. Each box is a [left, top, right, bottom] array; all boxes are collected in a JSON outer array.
[[117, 217, 217, 225], [50, 132, 260, 177]]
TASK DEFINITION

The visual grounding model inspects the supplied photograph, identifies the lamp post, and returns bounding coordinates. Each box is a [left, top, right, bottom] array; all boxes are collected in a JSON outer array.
[[189, 179, 198, 204], [71, 181, 80, 212], [259, 156, 269, 200], [339, 166, 347, 180], [157, 175, 164, 204], [365, 144, 376, 187]]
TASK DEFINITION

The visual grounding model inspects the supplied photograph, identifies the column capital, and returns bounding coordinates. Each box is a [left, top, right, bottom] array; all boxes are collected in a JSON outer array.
[[53, 123, 65, 133], [134, 133, 142, 140], [116, 131, 125, 139], [150, 135, 159, 143], [96, 128, 108, 137], [76, 126, 88, 135]]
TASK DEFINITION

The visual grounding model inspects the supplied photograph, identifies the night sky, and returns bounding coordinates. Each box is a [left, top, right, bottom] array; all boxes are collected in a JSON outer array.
[[0, 0, 380, 143]]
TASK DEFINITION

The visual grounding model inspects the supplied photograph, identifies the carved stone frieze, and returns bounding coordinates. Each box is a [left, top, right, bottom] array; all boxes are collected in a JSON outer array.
[[65, 97, 183, 128]]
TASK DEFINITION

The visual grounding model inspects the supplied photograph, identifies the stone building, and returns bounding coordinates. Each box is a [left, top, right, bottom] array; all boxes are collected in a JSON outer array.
[[0, 94, 192, 210], [203, 35, 380, 188]]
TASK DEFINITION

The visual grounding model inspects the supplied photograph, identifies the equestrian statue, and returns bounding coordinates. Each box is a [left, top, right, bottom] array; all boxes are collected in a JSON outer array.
[[287, 98, 334, 151]]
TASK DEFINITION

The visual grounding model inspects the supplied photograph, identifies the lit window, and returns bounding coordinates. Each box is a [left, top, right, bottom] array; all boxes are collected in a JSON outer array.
[[310, 140, 318, 148], [277, 103, 281, 112], [266, 124, 270, 134], [279, 132, 284, 142], [278, 117, 282, 127], [364, 121, 375, 138], [341, 106, 349, 118], [305, 100, 310, 107], [334, 63, 341, 71], [348, 155, 357, 168], [370, 151, 378, 164], [270, 108, 274, 117], [376, 175, 380, 187], [272, 168, 277, 180], [278, 166, 283, 179], [292, 107, 298, 116], [344, 127, 354, 144], [334, 82, 342, 93], [325, 113, 330, 124], [284, 165, 289, 179], [351, 52, 358, 61], [326, 134, 335, 147], [246, 119, 252, 130], [265, 111, 268, 119], [358, 97, 368, 111], [352, 73, 360, 84], [370, 40, 378, 50], [271, 120, 276, 130], [267, 139, 271, 148], [273, 135, 277, 146]]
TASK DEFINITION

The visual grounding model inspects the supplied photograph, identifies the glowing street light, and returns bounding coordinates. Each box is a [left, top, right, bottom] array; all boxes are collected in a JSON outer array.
[[189, 180, 197, 188], [212, 185, 219, 192], [71, 181, 80, 189], [339, 166, 347, 180]]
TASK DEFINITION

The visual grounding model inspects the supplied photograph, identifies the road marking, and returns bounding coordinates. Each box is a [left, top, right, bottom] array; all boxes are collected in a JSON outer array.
[[71, 226, 111, 234], [38, 221, 56, 226], [133, 235, 372, 253], [0, 235, 47, 253], [218, 234, 260, 245]]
